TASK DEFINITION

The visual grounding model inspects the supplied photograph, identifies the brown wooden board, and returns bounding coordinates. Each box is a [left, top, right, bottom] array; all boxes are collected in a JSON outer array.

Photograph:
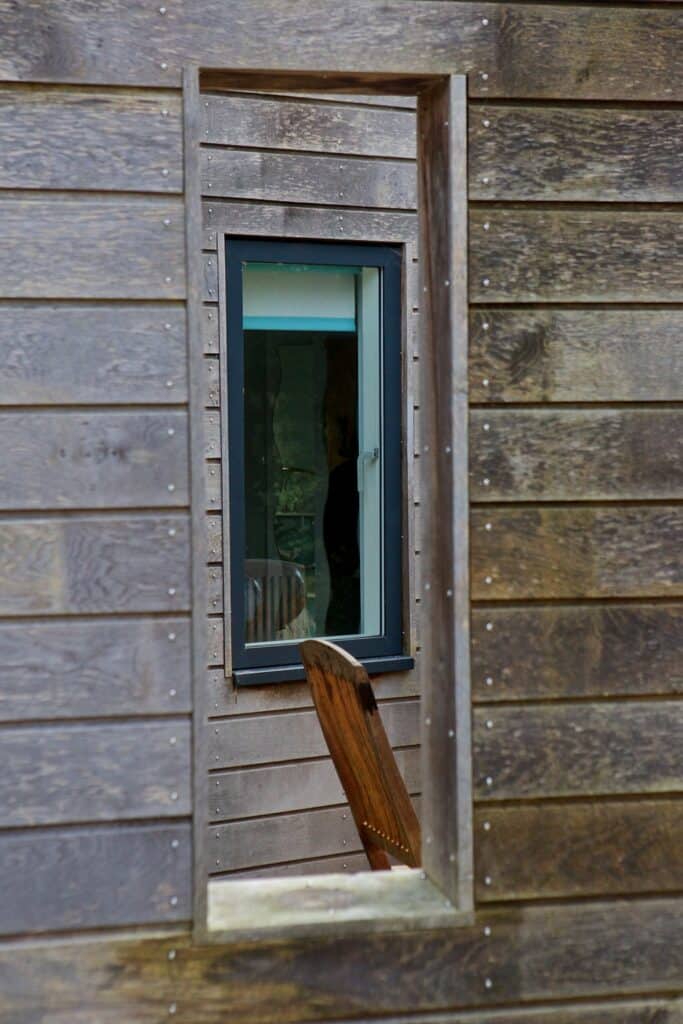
[[471, 603, 683, 702], [209, 747, 420, 822], [469, 209, 683, 303], [0, 514, 190, 615], [200, 149, 416, 209], [0, 822, 191, 936], [469, 308, 683, 403], [0, 616, 191, 721], [0, 411, 189, 509], [469, 106, 683, 202], [0, 195, 185, 299], [202, 93, 416, 158], [469, 409, 683, 502], [0, 720, 191, 826], [1, 898, 682, 1022], [473, 701, 683, 801], [0, 4, 681, 100], [474, 798, 683, 902], [305, 1003, 683, 1024], [0, 86, 182, 191], [209, 700, 419, 770], [470, 506, 683, 600], [0, 302, 187, 405]]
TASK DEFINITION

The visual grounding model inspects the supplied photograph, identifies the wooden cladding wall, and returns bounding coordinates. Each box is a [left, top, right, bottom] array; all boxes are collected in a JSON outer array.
[[198, 89, 422, 881], [0, 84, 192, 937]]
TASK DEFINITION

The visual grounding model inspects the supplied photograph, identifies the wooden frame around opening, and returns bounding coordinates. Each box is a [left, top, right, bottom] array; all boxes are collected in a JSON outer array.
[[184, 66, 471, 937]]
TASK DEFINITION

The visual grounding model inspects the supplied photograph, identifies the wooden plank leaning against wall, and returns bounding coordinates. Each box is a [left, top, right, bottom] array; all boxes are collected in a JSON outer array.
[[0, 84, 194, 936]]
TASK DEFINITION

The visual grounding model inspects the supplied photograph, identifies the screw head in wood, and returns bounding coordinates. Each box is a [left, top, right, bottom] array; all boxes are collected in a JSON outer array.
[[484, 875, 492, 886], [483, 278, 490, 287], [482, 17, 489, 25], [160, 62, 168, 70], [170, 791, 178, 800], [484, 925, 492, 936], [167, 484, 175, 492], [483, 321, 490, 329], [485, 978, 493, 990], [168, 949, 176, 960], [485, 776, 493, 786], [483, 378, 490, 387], [169, 736, 177, 745], [481, 72, 489, 81], [169, 689, 177, 697], [486, 720, 494, 729], [485, 676, 493, 686], [171, 839, 179, 848], [168, 528, 176, 537], [486, 622, 493, 631], [485, 522, 492, 531], [483, 821, 491, 831], [483, 478, 490, 486], [170, 896, 178, 906], [483, 222, 490, 231], [169, 1004, 176, 1015], [168, 587, 176, 596], [483, 119, 490, 127], [485, 576, 493, 584]]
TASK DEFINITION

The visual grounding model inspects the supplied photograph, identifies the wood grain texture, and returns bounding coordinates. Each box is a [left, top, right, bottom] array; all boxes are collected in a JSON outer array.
[[204, 356, 219, 407], [474, 798, 683, 902], [473, 701, 683, 801], [469, 106, 683, 202], [469, 308, 683, 403], [313, 1003, 683, 1024], [471, 506, 683, 600], [0, 720, 191, 825], [0, 195, 185, 299], [0, 3, 681, 100], [470, 409, 683, 501], [0, 86, 182, 191], [209, 700, 418, 770], [231, 852, 370, 879], [470, 208, 683, 303], [200, 149, 416, 209], [0, 411, 189, 509], [0, 616, 190, 721], [2, 898, 682, 1022], [471, 603, 683, 702], [202, 93, 415, 158], [0, 514, 190, 615], [0, 303, 187, 405], [209, 747, 420, 822], [0, 823, 191, 936]]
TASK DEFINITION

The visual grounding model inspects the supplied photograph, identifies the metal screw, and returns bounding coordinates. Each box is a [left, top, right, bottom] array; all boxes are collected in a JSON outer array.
[[483, 119, 491, 128], [159, 6, 167, 13], [448, 728, 454, 738], [168, 528, 176, 537], [484, 925, 492, 936], [484, 875, 492, 886], [168, 427, 175, 436], [485, 576, 493, 584], [486, 622, 494, 631], [482, 177, 489, 185], [169, 1004, 177, 1015], [168, 632, 176, 641], [486, 720, 494, 729], [483, 278, 490, 287], [483, 321, 490, 330], [424, 582, 431, 591], [483, 478, 490, 486], [449, 852, 456, 862], [165, 276, 171, 284], [446, 588, 453, 597], [445, 445, 451, 453], [171, 791, 178, 801], [425, 717, 431, 726], [485, 978, 493, 990], [169, 689, 177, 697], [162, 109, 169, 117], [481, 72, 489, 81], [483, 378, 490, 387], [161, 62, 168, 70], [170, 896, 178, 906], [485, 522, 492, 531], [168, 484, 175, 492], [168, 587, 176, 596], [483, 422, 490, 431], [168, 949, 176, 960], [170, 735, 177, 744], [444, 279, 450, 287], [483, 821, 491, 831], [166, 380, 173, 387], [485, 675, 493, 686], [485, 776, 493, 787], [171, 839, 179, 849], [482, 17, 489, 25], [426, 836, 432, 845], [483, 222, 490, 231]]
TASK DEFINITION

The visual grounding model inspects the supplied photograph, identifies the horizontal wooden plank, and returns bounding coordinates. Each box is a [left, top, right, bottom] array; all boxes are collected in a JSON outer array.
[[208, 699, 419, 769], [200, 149, 416, 209], [210, 747, 419, 822], [0, 822, 190, 936], [0, 3, 681, 100], [0, 303, 187, 405], [470, 409, 683, 502], [0, 514, 190, 615], [228, 852, 370, 879], [470, 209, 683, 303], [475, 797, 683, 902], [471, 603, 683, 702], [202, 93, 415, 158], [0, 616, 190, 722], [469, 106, 683, 202], [0, 720, 191, 826], [473, 701, 683, 801], [471, 506, 683, 600], [1, 898, 682, 1021], [0, 410, 188, 510], [0, 86, 182, 191], [0, 196, 185, 299], [469, 308, 683, 403], [313, 1002, 683, 1024]]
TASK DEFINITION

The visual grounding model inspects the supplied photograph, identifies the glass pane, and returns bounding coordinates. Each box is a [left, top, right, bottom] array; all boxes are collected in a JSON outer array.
[[241, 260, 383, 646]]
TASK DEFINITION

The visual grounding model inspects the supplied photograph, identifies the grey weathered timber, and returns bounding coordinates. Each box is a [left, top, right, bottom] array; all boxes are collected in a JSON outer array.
[[0, 720, 191, 825], [201, 303, 219, 352], [474, 797, 683, 901], [0, 411, 189, 509], [470, 506, 683, 600], [417, 75, 472, 909], [0, 822, 191, 936], [209, 700, 419, 769], [469, 308, 683, 403], [204, 460, 221, 511], [0, 303, 187, 405], [204, 356, 219, 407], [469, 409, 683, 501], [2, 898, 681, 1022], [202, 252, 218, 303], [469, 105, 683, 202], [0, 514, 190, 615], [471, 603, 683, 702], [202, 93, 416, 158], [473, 701, 683, 801], [204, 411, 220, 457], [200, 149, 416, 209], [209, 747, 420, 822], [0, 616, 191, 721], [0, 86, 182, 191], [0, 195, 185, 299], [233, 852, 370, 879], [470, 208, 683, 303], [0, 4, 681, 100], [207, 513, 222, 561]]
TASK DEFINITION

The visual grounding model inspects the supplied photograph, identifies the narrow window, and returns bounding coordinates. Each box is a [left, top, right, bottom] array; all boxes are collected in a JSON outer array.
[[225, 238, 410, 684]]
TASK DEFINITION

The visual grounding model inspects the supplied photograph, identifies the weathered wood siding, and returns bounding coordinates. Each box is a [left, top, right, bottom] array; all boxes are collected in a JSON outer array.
[[0, 84, 192, 936], [198, 89, 421, 879]]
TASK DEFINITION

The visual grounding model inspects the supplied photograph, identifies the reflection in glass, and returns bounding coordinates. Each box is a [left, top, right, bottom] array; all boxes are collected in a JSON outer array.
[[241, 262, 382, 645]]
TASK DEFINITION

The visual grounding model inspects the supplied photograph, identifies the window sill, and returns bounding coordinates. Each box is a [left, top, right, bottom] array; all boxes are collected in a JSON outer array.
[[206, 869, 472, 942], [233, 654, 414, 686]]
